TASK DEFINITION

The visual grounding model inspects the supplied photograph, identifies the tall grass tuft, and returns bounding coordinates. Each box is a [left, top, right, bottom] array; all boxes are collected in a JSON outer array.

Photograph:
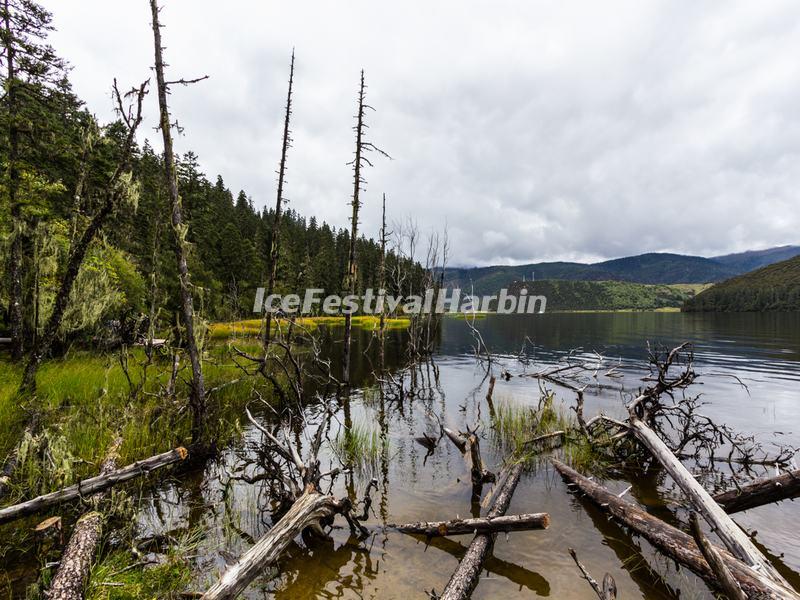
[[332, 421, 387, 475]]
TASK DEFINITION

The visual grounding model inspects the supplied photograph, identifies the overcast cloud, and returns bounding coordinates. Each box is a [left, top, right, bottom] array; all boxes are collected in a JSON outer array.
[[49, 1, 800, 266]]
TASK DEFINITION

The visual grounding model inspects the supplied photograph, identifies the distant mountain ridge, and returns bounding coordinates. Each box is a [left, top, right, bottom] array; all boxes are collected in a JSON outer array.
[[445, 246, 800, 296]]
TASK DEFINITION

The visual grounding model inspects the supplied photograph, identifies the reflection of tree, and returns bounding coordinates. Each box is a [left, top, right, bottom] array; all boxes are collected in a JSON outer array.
[[272, 535, 378, 600], [411, 534, 550, 596]]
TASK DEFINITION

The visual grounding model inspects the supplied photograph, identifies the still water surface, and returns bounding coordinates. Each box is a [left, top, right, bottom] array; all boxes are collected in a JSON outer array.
[[143, 312, 800, 599]]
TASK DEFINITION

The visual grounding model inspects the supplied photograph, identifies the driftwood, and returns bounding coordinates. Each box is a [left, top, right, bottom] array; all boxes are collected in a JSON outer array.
[[201, 487, 348, 600], [628, 416, 787, 586], [689, 512, 746, 600], [47, 439, 121, 599], [568, 548, 617, 600], [392, 512, 549, 537], [714, 469, 800, 514], [0, 447, 188, 525], [553, 459, 800, 599], [438, 463, 525, 600]]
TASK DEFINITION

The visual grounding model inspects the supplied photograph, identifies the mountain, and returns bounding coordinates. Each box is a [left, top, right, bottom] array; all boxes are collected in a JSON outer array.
[[507, 280, 704, 311], [683, 255, 800, 312], [710, 245, 800, 273], [446, 252, 740, 296]]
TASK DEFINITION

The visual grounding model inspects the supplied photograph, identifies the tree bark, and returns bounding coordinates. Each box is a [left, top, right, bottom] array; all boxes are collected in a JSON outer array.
[[714, 469, 800, 515], [438, 462, 524, 600], [690, 512, 747, 600], [393, 512, 549, 537], [149, 0, 206, 443], [628, 416, 787, 586], [201, 488, 346, 600], [552, 459, 800, 599], [0, 447, 187, 525], [47, 440, 121, 599]]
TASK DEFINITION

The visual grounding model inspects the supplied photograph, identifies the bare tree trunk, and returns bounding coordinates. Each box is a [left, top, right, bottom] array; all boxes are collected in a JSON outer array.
[[342, 70, 366, 385], [201, 487, 347, 600], [438, 463, 524, 600], [47, 440, 122, 600], [0, 446, 188, 525], [628, 416, 787, 586], [149, 0, 206, 443], [262, 52, 295, 351], [553, 459, 799, 599], [393, 512, 549, 537], [714, 469, 800, 515], [378, 193, 387, 370], [2, 0, 23, 361]]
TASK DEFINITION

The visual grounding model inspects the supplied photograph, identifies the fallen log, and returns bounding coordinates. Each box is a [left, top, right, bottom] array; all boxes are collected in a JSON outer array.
[[48, 439, 122, 600], [0, 446, 188, 525], [201, 487, 348, 600], [552, 459, 800, 599], [438, 462, 525, 600], [689, 512, 746, 600], [628, 416, 787, 586], [714, 469, 800, 515], [392, 512, 549, 537]]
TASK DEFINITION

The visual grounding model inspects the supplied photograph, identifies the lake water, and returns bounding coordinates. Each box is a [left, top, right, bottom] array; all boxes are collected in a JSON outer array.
[[136, 311, 800, 599]]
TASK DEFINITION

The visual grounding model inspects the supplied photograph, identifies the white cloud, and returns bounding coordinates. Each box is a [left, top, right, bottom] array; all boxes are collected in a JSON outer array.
[[50, 0, 800, 266]]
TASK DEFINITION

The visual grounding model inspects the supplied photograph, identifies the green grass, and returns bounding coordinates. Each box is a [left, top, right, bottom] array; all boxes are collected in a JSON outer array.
[[208, 315, 410, 339], [332, 420, 387, 475]]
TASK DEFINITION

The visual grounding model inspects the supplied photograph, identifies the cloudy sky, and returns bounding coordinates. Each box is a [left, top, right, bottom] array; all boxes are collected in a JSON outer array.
[[50, 1, 800, 266]]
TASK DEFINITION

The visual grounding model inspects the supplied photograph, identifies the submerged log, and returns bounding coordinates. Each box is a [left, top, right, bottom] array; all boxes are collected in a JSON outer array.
[[438, 462, 525, 600], [628, 417, 787, 586], [392, 512, 549, 537], [553, 459, 800, 599], [201, 488, 347, 600], [689, 512, 747, 600], [714, 469, 800, 515], [47, 440, 122, 600], [0, 447, 188, 525]]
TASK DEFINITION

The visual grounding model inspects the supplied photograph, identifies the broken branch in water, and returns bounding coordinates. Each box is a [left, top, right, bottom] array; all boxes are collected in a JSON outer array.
[[392, 512, 550, 537]]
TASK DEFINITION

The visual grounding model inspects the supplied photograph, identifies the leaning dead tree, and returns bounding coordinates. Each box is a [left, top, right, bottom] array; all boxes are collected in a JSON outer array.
[[553, 459, 799, 599], [18, 79, 149, 394], [149, 0, 208, 443], [201, 402, 372, 599], [342, 69, 389, 384], [47, 439, 122, 600], [262, 50, 295, 351]]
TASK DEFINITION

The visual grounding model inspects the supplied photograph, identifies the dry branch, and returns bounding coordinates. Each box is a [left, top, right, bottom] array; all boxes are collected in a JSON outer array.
[[714, 469, 800, 515], [0, 447, 187, 525], [689, 512, 747, 600], [553, 459, 799, 599], [568, 548, 617, 600], [392, 512, 549, 537]]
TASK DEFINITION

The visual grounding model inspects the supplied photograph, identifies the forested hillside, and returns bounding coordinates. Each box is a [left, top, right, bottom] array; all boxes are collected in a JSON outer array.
[[508, 280, 702, 311], [683, 255, 800, 312]]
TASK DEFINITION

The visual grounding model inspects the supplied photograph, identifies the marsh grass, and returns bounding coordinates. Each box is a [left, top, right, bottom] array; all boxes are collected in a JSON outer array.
[[208, 315, 411, 339], [332, 421, 387, 475]]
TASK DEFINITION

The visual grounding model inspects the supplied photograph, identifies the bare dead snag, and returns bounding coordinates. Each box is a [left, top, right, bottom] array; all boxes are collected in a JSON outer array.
[[392, 512, 549, 537], [149, 0, 207, 444], [690, 512, 747, 600], [437, 462, 525, 600], [261, 51, 295, 351], [714, 469, 800, 514], [568, 548, 617, 600], [552, 459, 799, 599], [627, 415, 787, 586], [0, 447, 188, 525], [47, 439, 122, 599]]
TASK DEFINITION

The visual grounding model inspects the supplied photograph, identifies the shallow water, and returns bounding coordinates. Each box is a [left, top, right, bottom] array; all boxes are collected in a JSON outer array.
[[137, 312, 800, 599]]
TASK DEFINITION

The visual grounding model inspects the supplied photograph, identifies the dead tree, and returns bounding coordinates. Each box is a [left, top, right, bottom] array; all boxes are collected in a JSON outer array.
[[18, 80, 149, 394], [342, 70, 388, 384], [553, 459, 799, 599], [378, 193, 388, 370], [149, 0, 208, 443], [47, 439, 122, 600], [437, 462, 525, 600], [262, 51, 295, 350], [0, 446, 188, 525], [714, 468, 800, 514], [392, 512, 549, 537]]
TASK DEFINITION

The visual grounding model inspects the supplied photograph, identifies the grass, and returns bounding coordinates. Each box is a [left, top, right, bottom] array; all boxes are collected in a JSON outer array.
[[208, 315, 410, 339], [332, 420, 387, 475]]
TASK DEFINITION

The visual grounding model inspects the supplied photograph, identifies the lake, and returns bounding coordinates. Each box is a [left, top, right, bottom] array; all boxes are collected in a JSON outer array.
[[134, 311, 800, 599]]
